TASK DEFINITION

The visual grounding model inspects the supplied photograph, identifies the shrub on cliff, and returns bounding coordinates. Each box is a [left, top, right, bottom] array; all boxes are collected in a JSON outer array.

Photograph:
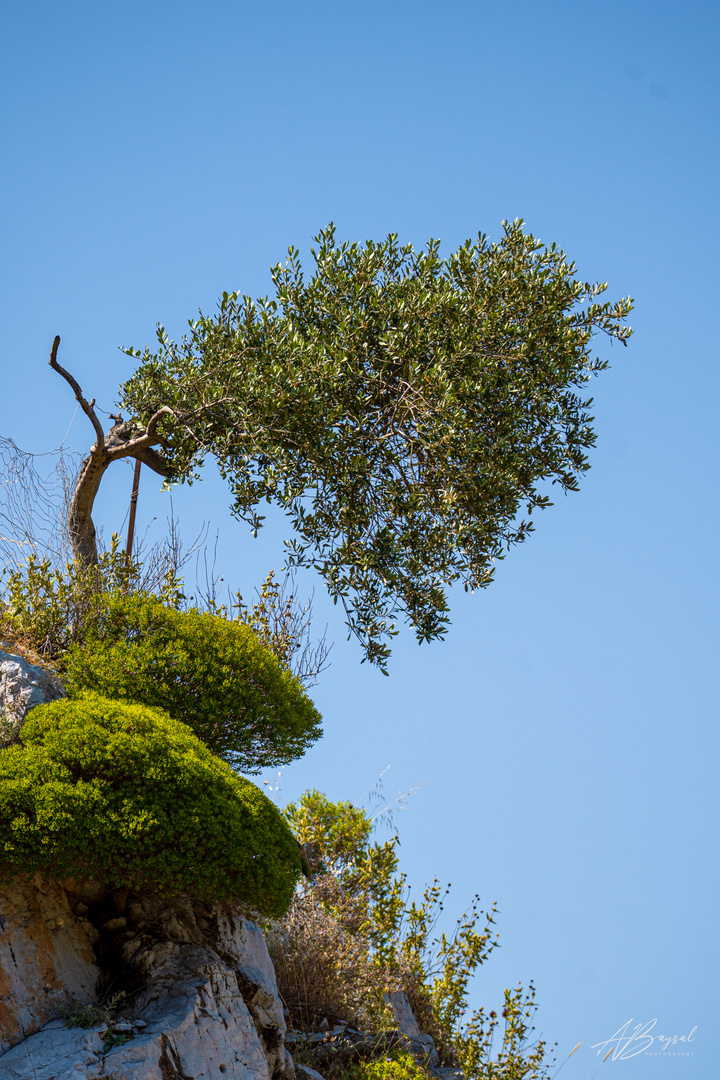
[[62, 591, 322, 773], [273, 790, 553, 1080], [0, 694, 301, 913]]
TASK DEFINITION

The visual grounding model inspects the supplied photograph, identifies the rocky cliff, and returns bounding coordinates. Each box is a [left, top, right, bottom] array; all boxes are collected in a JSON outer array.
[[0, 875, 295, 1079], [0, 649, 460, 1080], [0, 647, 295, 1078]]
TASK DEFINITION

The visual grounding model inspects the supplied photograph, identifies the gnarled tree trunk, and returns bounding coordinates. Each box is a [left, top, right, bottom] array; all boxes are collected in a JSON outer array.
[[49, 337, 174, 566]]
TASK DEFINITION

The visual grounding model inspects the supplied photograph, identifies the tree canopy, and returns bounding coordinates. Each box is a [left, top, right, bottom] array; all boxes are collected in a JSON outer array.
[[55, 220, 632, 668]]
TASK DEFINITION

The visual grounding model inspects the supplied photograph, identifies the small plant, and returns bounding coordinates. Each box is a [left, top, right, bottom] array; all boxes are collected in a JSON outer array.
[[61, 991, 126, 1030], [61, 999, 113, 1029], [200, 568, 332, 689], [453, 983, 551, 1080], [342, 1050, 432, 1079], [102, 1029, 133, 1053], [0, 699, 24, 749], [0, 539, 161, 661]]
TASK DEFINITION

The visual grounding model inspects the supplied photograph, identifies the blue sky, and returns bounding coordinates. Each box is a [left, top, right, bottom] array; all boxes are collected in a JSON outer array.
[[1, 2, 718, 1076]]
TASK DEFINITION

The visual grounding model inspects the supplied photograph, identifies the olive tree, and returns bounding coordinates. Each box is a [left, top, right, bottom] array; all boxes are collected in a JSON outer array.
[[51, 220, 632, 668]]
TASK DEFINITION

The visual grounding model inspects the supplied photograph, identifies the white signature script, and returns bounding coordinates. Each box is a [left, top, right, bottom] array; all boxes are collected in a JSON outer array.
[[591, 1019, 697, 1060]]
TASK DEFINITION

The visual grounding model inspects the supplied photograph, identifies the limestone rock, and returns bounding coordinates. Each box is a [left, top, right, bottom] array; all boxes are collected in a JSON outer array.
[[0, 876, 100, 1054], [384, 990, 421, 1038], [0, 943, 273, 1079], [111, 941, 274, 1079], [213, 910, 288, 1075], [0, 649, 65, 744], [0, 885, 294, 1080], [0, 1019, 105, 1080]]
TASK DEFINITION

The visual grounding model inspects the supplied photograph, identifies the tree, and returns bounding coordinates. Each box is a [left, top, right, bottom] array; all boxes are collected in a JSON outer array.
[[51, 221, 632, 668]]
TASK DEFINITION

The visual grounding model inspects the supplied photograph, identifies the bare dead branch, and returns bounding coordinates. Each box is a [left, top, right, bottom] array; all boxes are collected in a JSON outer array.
[[48, 337, 106, 449]]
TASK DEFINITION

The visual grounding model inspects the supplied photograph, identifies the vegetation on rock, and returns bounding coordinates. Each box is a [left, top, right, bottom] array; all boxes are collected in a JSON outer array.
[[0, 215, 629, 1065], [272, 790, 553, 1079], [1, 548, 323, 773], [343, 1052, 434, 1080], [63, 591, 322, 773], [0, 694, 301, 913]]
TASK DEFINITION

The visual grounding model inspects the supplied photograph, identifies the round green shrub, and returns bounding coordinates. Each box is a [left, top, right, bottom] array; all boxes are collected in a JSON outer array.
[[0, 694, 301, 913], [62, 592, 322, 773]]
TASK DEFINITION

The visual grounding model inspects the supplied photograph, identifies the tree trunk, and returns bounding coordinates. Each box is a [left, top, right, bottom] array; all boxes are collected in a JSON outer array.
[[49, 337, 174, 568], [67, 449, 113, 566]]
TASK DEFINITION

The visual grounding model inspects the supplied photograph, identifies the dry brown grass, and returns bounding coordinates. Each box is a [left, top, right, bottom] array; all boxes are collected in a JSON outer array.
[[268, 875, 390, 1031]]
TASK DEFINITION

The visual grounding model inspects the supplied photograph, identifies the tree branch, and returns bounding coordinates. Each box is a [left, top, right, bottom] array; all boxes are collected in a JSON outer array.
[[106, 406, 190, 459], [49, 336, 106, 449], [146, 405, 175, 439]]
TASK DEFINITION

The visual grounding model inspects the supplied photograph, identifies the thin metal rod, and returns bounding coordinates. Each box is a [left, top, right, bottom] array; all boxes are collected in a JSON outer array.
[[125, 458, 142, 570]]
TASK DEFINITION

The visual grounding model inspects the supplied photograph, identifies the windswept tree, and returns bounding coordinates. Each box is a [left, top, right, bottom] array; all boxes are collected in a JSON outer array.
[[50, 221, 632, 667]]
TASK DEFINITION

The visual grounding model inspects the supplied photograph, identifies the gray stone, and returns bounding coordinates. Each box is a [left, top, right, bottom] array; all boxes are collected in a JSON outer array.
[[0, 943, 275, 1079], [0, 876, 100, 1054], [294, 1065, 326, 1080], [275, 1045, 296, 1080], [383, 990, 421, 1039], [109, 1020, 134, 1033], [0, 1019, 105, 1080], [0, 649, 65, 745], [406, 1032, 439, 1069], [0, 880, 295, 1080], [382, 992, 439, 1069], [213, 910, 287, 1074]]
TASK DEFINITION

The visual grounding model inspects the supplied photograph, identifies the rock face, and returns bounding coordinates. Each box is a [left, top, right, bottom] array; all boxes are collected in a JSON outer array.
[[0, 877, 458, 1080], [0, 878, 292, 1080], [0, 944, 281, 1080], [0, 648, 65, 744], [0, 876, 101, 1055]]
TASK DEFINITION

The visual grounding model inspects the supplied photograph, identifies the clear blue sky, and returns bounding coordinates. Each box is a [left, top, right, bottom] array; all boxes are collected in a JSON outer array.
[[1, 2, 718, 1076]]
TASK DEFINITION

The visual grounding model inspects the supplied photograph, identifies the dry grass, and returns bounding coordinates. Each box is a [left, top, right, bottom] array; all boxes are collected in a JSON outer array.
[[268, 876, 389, 1031]]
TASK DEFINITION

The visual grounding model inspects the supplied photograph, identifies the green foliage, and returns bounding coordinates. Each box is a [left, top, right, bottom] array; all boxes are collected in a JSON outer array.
[[0, 694, 301, 912], [0, 541, 154, 660], [454, 983, 551, 1080], [0, 531, 186, 658], [275, 791, 553, 1080], [1, 546, 323, 773], [61, 991, 126, 1030], [343, 1050, 432, 1080], [122, 221, 632, 667], [62, 591, 322, 773], [285, 791, 407, 968], [62, 999, 114, 1029]]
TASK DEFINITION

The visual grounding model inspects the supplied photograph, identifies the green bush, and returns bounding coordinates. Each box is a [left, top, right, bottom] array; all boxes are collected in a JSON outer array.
[[0, 694, 300, 913], [62, 592, 322, 773], [274, 791, 554, 1080], [343, 1052, 431, 1080]]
